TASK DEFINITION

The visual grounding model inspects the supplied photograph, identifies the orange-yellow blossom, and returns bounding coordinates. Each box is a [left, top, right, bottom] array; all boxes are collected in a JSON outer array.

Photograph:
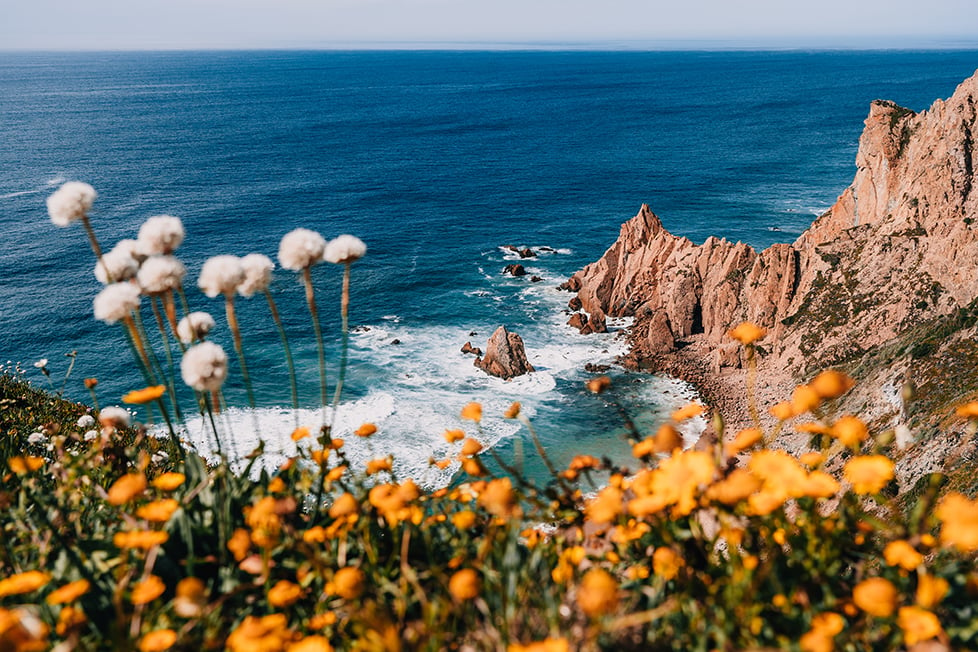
[[728, 321, 766, 345], [107, 473, 147, 505], [844, 455, 895, 494], [0, 571, 51, 598], [852, 577, 898, 617], [936, 492, 978, 551], [460, 402, 482, 422], [122, 385, 166, 404], [898, 606, 943, 645], [576, 568, 618, 617]]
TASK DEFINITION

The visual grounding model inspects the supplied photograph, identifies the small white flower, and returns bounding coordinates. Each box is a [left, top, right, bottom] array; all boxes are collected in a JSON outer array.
[[324, 234, 367, 264], [278, 228, 327, 271], [77, 414, 96, 429], [177, 311, 216, 344], [46, 181, 97, 226], [27, 432, 45, 445], [33, 359, 48, 369], [83, 430, 98, 442], [198, 255, 244, 298], [181, 341, 228, 392], [238, 253, 274, 297], [151, 451, 169, 464], [137, 215, 185, 255], [113, 238, 148, 264], [138, 255, 186, 295], [94, 248, 139, 285], [98, 406, 131, 429], [93, 282, 141, 324]]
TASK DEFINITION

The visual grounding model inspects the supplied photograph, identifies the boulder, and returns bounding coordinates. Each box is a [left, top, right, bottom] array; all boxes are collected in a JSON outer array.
[[460, 341, 483, 357], [474, 326, 535, 380], [567, 312, 588, 331], [503, 264, 527, 277]]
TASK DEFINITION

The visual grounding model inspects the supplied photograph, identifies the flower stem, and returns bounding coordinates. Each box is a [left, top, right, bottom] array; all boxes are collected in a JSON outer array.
[[263, 289, 299, 425], [301, 267, 328, 421], [81, 215, 113, 283], [329, 263, 352, 434]]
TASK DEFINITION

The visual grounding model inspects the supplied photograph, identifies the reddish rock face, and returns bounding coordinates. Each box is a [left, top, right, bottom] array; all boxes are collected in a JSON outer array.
[[567, 70, 978, 376], [474, 326, 535, 380]]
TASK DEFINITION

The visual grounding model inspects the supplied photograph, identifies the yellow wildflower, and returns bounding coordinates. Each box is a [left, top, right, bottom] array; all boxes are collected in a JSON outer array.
[[330, 567, 365, 601], [844, 455, 895, 494], [0, 571, 51, 598], [799, 470, 840, 499], [122, 385, 166, 404], [652, 547, 683, 580], [45, 579, 91, 605], [831, 415, 869, 448], [936, 492, 978, 552], [290, 426, 310, 442], [508, 638, 570, 652], [354, 422, 377, 438], [444, 428, 465, 443], [461, 437, 483, 456], [288, 636, 334, 652], [852, 577, 897, 617], [152, 472, 185, 491], [460, 402, 482, 422], [448, 569, 481, 602], [136, 499, 180, 523], [653, 423, 683, 454], [131, 575, 165, 605], [955, 401, 978, 418], [726, 427, 763, 455], [107, 473, 147, 506], [916, 574, 949, 609], [478, 477, 519, 518], [365, 457, 393, 475], [452, 510, 477, 530], [706, 468, 761, 505], [883, 540, 923, 571], [114, 529, 168, 550], [585, 486, 623, 525], [791, 384, 822, 415], [769, 401, 796, 421], [809, 370, 855, 399], [897, 606, 943, 645], [800, 612, 845, 652], [728, 321, 766, 345], [226, 614, 291, 652], [227, 528, 251, 561], [671, 402, 704, 422], [8, 456, 44, 474], [577, 568, 618, 617], [173, 577, 207, 618], [139, 629, 178, 652], [504, 402, 521, 418], [328, 492, 359, 519], [268, 580, 302, 608]]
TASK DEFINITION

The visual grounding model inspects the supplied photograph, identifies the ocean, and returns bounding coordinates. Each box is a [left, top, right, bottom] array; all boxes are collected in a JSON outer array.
[[1, 49, 976, 484]]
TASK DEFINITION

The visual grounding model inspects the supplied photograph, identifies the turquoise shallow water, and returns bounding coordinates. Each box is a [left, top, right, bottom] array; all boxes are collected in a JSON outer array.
[[1, 50, 976, 483]]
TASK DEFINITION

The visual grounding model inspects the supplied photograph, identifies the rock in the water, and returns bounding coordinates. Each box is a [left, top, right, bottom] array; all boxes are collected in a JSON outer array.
[[474, 326, 535, 379], [530, 275, 543, 282], [584, 362, 611, 373], [568, 296, 583, 311], [460, 341, 483, 357], [581, 308, 608, 335], [503, 264, 527, 277], [567, 312, 588, 331], [519, 248, 536, 258], [390, 339, 401, 345]]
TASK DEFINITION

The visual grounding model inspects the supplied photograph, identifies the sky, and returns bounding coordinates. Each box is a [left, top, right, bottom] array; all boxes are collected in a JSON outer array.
[[3, 0, 978, 50]]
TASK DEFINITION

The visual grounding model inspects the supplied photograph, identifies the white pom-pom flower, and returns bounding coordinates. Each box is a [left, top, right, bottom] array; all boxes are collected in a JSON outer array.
[[98, 406, 131, 429], [93, 283, 141, 324], [177, 311, 216, 344], [324, 234, 367, 264], [137, 215, 185, 255], [94, 248, 139, 285], [278, 228, 327, 271], [77, 414, 96, 429], [198, 255, 244, 298], [181, 341, 229, 392], [238, 253, 274, 297], [113, 238, 148, 264], [138, 255, 186, 295], [47, 181, 97, 226]]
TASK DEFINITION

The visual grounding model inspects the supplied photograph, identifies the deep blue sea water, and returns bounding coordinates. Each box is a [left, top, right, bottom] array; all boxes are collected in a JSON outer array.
[[1, 50, 976, 483]]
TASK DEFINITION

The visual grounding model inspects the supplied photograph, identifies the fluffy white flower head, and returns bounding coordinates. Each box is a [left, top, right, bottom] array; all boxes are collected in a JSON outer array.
[[198, 255, 244, 298], [138, 255, 186, 295], [137, 215, 185, 255], [98, 406, 131, 430], [238, 253, 274, 297], [77, 414, 96, 429], [324, 234, 367, 264], [113, 238, 148, 264], [94, 248, 139, 285], [93, 282, 141, 324], [181, 341, 228, 392], [278, 228, 327, 271], [177, 312, 216, 344], [47, 181, 97, 226]]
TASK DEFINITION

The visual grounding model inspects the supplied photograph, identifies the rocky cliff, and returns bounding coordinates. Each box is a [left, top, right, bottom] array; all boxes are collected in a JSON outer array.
[[566, 70, 978, 476]]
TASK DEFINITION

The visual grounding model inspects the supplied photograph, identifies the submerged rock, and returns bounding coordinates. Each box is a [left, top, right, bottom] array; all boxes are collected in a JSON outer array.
[[503, 264, 526, 277], [474, 326, 535, 379]]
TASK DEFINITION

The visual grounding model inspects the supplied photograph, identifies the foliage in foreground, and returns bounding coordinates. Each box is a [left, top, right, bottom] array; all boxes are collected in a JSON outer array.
[[2, 182, 978, 651]]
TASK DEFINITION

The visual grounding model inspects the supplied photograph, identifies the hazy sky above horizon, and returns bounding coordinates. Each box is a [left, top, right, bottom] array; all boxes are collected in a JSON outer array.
[[4, 0, 978, 50]]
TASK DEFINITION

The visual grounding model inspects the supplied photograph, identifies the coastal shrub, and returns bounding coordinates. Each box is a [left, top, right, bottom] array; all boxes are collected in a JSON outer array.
[[1, 183, 977, 651]]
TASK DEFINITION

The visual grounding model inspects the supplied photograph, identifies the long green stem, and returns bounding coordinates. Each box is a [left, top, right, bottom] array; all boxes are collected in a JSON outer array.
[[329, 263, 352, 433], [263, 289, 299, 425], [225, 296, 257, 410], [302, 267, 328, 421], [150, 296, 184, 423], [81, 215, 113, 284]]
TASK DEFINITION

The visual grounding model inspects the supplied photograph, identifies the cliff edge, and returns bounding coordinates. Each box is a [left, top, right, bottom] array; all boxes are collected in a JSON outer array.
[[566, 70, 978, 488]]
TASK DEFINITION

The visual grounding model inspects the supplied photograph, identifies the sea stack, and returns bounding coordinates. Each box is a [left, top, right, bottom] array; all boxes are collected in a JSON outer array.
[[474, 326, 535, 379]]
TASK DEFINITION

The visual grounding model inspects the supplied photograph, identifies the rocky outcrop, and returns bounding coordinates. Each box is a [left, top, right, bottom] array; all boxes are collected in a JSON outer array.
[[567, 70, 978, 385], [503, 264, 527, 277], [460, 342, 483, 357], [474, 326, 535, 380]]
